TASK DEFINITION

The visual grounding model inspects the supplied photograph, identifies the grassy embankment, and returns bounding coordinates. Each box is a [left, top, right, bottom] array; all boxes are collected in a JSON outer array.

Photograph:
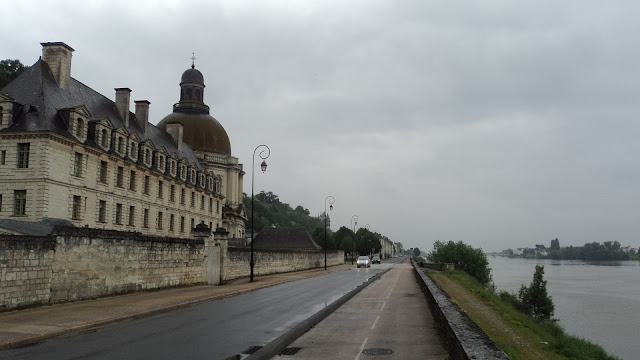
[[427, 270, 617, 360]]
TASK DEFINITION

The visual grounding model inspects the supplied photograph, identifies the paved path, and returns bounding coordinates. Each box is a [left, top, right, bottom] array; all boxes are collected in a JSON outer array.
[[0, 264, 355, 350], [274, 261, 447, 360]]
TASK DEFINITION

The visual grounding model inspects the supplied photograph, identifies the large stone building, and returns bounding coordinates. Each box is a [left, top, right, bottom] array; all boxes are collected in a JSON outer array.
[[0, 42, 245, 238]]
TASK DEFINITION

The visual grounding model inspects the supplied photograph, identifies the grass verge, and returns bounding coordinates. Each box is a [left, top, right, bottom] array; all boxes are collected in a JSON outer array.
[[427, 270, 617, 360]]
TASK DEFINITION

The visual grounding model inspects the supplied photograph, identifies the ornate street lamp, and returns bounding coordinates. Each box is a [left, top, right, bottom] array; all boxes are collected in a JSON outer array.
[[351, 215, 358, 265], [324, 196, 335, 270], [251, 144, 270, 282]]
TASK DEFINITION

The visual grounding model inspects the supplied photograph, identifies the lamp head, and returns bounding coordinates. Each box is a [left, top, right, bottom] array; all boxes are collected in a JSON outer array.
[[260, 160, 267, 173], [329, 204, 333, 211]]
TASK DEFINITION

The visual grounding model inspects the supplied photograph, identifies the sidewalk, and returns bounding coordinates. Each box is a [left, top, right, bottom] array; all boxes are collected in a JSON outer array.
[[0, 264, 355, 350]]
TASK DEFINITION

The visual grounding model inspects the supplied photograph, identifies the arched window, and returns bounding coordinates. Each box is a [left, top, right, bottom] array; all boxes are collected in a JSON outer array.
[[117, 137, 124, 153], [186, 88, 193, 98], [145, 149, 151, 164], [101, 129, 108, 147], [130, 142, 136, 158], [75, 118, 84, 137], [159, 155, 164, 170]]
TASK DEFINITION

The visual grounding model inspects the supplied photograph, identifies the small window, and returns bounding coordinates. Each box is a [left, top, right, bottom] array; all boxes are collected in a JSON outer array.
[[190, 191, 195, 208], [170, 184, 175, 202], [169, 214, 175, 232], [1, 150, 6, 165], [130, 142, 136, 158], [115, 203, 123, 225], [129, 170, 136, 190], [209, 198, 213, 212], [128, 206, 135, 226], [190, 218, 195, 233], [99, 161, 108, 183], [14, 190, 26, 216], [144, 176, 150, 195], [72, 195, 82, 220], [145, 149, 151, 164], [117, 137, 124, 154], [143, 208, 149, 228], [180, 216, 185, 232], [157, 211, 164, 230], [180, 188, 185, 205], [158, 181, 164, 199], [75, 118, 84, 137], [17, 143, 30, 168], [159, 155, 165, 171], [101, 129, 108, 147], [98, 200, 106, 223], [73, 152, 83, 177], [116, 166, 123, 187], [216, 200, 220, 214], [201, 195, 205, 210]]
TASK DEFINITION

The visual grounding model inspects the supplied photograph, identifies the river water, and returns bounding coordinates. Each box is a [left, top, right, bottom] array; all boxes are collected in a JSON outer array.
[[488, 256, 640, 360]]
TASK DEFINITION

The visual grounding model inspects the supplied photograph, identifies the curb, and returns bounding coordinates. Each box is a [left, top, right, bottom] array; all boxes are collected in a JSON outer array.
[[0, 266, 353, 351], [244, 268, 391, 360]]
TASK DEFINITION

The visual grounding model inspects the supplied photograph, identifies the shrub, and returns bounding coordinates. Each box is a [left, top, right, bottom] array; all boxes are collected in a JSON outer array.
[[427, 240, 492, 286]]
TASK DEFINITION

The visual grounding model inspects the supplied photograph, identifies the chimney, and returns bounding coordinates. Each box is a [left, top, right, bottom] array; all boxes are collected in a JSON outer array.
[[41, 42, 74, 89], [115, 88, 131, 127], [166, 122, 184, 151], [134, 100, 150, 134]]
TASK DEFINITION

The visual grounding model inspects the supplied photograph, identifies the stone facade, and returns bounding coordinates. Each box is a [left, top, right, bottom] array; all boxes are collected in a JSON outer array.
[[0, 42, 244, 238]]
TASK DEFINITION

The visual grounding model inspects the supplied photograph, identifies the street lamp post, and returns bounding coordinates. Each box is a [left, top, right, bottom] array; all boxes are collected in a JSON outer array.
[[324, 196, 335, 270], [351, 215, 358, 265], [251, 145, 270, 282]]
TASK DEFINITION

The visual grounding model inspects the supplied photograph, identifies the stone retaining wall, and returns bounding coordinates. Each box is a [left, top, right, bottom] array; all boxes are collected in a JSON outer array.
[[412, 260, 510, 360], [223, 248, 344, 281]]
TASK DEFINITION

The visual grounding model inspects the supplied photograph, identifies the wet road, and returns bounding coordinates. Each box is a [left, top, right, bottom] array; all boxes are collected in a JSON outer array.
[[4, 268, 384, 360]]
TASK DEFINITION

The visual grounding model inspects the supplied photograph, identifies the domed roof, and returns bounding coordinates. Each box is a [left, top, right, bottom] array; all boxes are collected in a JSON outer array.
[[180, 67, 204, 86], [157, 112, 231, 155]]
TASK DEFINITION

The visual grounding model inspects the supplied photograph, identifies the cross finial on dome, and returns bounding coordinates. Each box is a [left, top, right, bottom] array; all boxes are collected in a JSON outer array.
[[191, 53, 196, 69]]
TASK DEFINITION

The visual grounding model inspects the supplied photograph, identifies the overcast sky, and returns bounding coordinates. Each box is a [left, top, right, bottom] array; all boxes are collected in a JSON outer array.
[[3, 0, 639, 252]]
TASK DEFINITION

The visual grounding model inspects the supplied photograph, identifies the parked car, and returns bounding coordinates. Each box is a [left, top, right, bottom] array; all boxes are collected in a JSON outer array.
[[356, 256, 371, 268], [371, 255, 381, 264]]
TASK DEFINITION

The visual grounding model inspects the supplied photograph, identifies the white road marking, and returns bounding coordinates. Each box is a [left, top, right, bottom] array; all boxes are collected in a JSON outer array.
[[380, 300, 386, 311], [371, 315, 380, 330], [354, 337, 368, 360]]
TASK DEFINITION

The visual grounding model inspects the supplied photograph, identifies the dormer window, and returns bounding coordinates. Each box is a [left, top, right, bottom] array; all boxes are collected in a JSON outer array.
[[180, 165, 187, 181], [190, 169, 196, 184], [158, 155, 165, 171], [101, 129, 108, 147], [117, 136, 124, 154], [75, 118, 84, 137], [170, 160, 176, 176], [145, 149, 151, 164], [130, 142, 137, 159]]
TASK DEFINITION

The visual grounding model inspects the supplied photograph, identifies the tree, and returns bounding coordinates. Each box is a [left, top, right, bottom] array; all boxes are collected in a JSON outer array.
[[334, 226, 355, 250], [0, 59, 26, 89], [412, 247, 421, 257], [312, 227, 335, 250], [427, 240, 492, 286], [518, 265, 554, 321], [550, 238, 560, 251]]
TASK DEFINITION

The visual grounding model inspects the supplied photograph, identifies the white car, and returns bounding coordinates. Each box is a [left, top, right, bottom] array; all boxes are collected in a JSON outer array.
[[356, 256, 371, 268]]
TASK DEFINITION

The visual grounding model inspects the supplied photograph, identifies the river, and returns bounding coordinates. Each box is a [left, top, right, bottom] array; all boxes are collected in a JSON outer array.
[[488, 256, 640, 360]]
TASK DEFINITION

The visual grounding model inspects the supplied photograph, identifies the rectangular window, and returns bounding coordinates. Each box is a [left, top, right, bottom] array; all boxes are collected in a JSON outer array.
[[169, 214, 175, 231], [216, 200, 220, 214], [128, 206, 135, 226], [170, 185, 175, 202], [13, 190, 26, 216], [180, 188, 185, 205], [129, 170, 136, 190], [157, 211, 163, 230], [99, 161, 108, 183], [144, 176, 150, 195], [201, 195, 205, 210], [190, 192, 195, 208], [115, 203, 123, 225], [1, 150, 6, 165], [190, 218, 195, 233], [0, 194, 2, 212], [72, 196, 82, 220], [98, 200, 106, 223], [143, 208, 149, 228], [116, 166, 123, 187], [209, 198, 213, 213], [73, 152, 83, 177], [158, 181, 164, 199], [17, 143, 29, 168], [180, 216, 185, 233]]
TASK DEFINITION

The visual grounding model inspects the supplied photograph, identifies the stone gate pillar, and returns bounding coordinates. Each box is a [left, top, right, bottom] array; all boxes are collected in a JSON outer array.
[[193, 222, 219, 285], [213, 227, 229, 283]]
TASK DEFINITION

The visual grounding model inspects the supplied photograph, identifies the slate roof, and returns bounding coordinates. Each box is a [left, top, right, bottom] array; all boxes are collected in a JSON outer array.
[[251, 227, 321, 250], [0, 218, 73, 236], [0, 59, 202, 168]]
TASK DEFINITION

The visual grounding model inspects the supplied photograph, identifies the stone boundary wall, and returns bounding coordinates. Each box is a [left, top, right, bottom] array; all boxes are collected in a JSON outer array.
[[0, 236, 55, 311], [0, 227, 206, 312], [412, 260, 510, 360], [223, 248, 344, 281]]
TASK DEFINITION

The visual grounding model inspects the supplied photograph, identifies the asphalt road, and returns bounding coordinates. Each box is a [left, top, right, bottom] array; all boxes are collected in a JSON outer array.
[[4, 267, 385, 360]]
